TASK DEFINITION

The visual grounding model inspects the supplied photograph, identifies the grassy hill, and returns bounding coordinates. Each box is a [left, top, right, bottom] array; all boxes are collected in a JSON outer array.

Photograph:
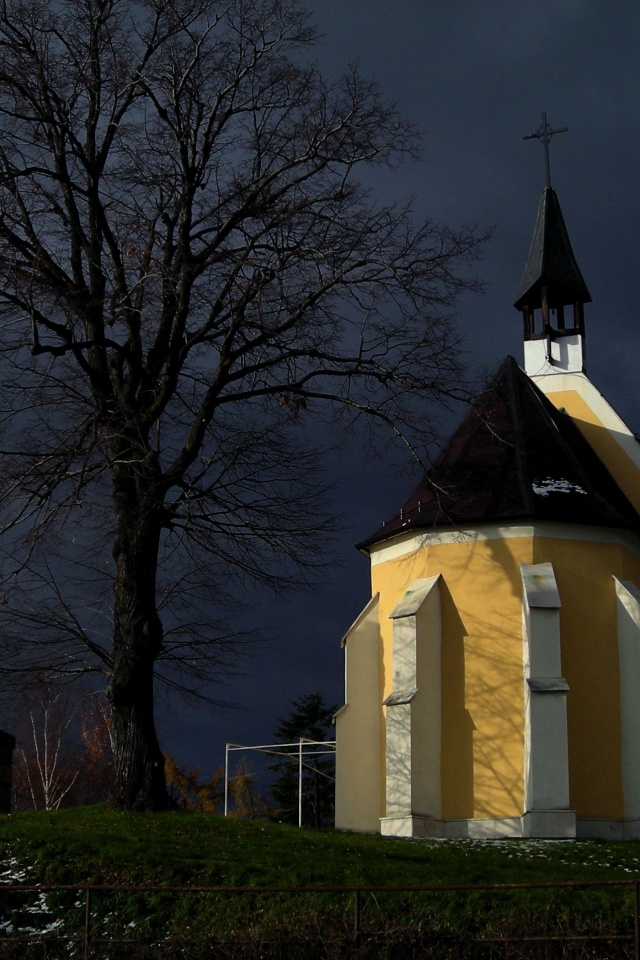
[[1, 807, 640, 957]]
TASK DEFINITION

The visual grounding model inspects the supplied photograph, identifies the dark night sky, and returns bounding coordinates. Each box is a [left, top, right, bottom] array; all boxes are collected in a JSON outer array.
[[159, 1, 640, 777]]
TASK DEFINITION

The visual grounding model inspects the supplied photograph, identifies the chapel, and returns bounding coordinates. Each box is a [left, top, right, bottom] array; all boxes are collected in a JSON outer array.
[[334, 155, 640, 840]]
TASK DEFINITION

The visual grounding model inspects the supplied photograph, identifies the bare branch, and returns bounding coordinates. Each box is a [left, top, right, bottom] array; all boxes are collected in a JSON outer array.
[[0, 0, 487, 810]]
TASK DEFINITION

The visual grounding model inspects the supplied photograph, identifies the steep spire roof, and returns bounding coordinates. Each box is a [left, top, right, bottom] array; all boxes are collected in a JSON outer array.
[[514, 187, 591, 311], [359, 358, 640, 550]]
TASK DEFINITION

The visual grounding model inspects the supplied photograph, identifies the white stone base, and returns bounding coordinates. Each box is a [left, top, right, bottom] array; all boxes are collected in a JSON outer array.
[[380, 815, 444, 838], [380, 811, 577, 839], [577, 818, 640, 840], [379, 813, 640, 841], [521, 809, 576, 838], [444, 817, 522, 839]]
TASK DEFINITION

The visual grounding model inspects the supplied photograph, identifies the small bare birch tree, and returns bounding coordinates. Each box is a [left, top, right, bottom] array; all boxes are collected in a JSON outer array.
[[17, 691, 81, 811], [0, 0, 488, 809]]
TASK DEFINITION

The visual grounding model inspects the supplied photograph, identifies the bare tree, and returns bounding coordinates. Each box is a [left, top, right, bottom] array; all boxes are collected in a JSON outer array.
[[14, 688, 82, 811], [0, 0, 487, 809]]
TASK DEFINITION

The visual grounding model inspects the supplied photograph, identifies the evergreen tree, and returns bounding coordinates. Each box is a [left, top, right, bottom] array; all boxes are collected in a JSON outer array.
[[271, 693, 336, 828]]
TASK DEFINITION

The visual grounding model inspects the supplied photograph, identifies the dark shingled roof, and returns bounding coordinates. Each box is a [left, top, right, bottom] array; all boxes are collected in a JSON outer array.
[[514, 187, 591, 310], [359, 357, 640, 551]]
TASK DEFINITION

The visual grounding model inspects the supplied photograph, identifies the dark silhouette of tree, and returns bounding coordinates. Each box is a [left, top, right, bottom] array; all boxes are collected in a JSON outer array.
[[271, 692, 336, 827], [0, 0, 487, 810]]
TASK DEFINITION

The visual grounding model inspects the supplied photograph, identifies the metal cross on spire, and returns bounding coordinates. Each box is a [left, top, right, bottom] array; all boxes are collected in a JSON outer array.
[[523, 112, 568, 188]]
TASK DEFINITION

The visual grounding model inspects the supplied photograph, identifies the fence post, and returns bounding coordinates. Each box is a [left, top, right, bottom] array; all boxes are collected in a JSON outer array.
[[634, 880, 639, 960], [84, 888, 92, 960], [353, 888, 360, 940]]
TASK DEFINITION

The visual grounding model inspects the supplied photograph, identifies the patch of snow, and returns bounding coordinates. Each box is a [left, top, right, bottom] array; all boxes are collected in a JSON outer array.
[[410, 837, 640, 873], [532, 477, 588, 497], [0, 856, 65, 940], [0, 857, 30, 884]]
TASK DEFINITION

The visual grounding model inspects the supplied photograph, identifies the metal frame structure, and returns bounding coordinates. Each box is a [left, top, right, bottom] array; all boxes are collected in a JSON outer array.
[[224, 738, 336, 827]]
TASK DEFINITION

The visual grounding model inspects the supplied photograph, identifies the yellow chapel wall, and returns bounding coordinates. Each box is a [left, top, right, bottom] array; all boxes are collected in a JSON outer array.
[[334, 596, 383, 832], [535, 536, 640, 821], [370, 527, 640, 825], [370, 532, 533, 821]]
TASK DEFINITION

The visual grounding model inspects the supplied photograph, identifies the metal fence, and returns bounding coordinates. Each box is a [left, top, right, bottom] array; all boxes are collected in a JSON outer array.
[[1, 877, 640, 958]]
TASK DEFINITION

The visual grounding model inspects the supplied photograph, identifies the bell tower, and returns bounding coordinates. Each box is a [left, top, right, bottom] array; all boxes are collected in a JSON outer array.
[[515, 114, 591, 376]]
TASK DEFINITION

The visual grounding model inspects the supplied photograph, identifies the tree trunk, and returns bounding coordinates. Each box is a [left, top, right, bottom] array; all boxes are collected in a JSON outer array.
[[107, 446, 169, 811], [109, 658, 167, 810]]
